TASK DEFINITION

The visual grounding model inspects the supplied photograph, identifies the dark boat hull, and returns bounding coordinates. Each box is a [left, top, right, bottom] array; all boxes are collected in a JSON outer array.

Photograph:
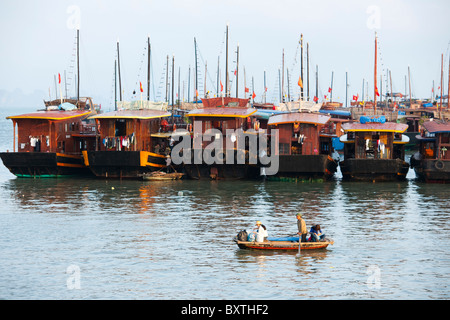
[[412, 159, 450, 183], [183, 163, 260, 180], [0, 152, 90, 178], [269, 154, 338, 181], [340, 158, 409, 181], [84, 150, 167, 179]]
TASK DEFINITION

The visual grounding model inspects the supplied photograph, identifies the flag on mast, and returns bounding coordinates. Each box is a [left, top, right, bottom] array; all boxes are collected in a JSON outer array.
[[298, 76, 303, 88]]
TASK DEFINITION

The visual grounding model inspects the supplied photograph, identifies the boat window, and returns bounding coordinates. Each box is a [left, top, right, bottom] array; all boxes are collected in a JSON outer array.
[[115, 120, 127, 136]]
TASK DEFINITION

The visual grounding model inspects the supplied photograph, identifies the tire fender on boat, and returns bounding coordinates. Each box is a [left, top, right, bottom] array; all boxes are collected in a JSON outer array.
[[435, 160, 445, 170]]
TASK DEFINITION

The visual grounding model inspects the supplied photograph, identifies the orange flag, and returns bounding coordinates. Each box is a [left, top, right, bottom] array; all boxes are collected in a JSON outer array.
[[140, 82, 143, 93], [298, 76, 303, 88], [252, 92, 256, 99]]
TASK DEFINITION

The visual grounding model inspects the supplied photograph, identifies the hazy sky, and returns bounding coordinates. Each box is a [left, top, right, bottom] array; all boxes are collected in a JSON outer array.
[[0, 0, 449, 110]]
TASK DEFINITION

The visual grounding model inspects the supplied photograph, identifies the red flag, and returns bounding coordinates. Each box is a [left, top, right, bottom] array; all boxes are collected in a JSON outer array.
[[313, 96, 318, 102], [140, 82, 143, 93], [324, 95, 327, 100], [265, 87, 267, 92], [58, 73, 61, 84], [375, 86, 380, 97], [252, 92, 256, 99], [328, 87, 332, 93], [353, 95, 358, 101], [220, 81, 223, 92], [234, 69, 237, 76], [245, 87, 249, 93]]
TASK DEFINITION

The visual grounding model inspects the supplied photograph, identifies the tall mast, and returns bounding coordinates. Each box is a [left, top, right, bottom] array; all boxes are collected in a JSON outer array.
[[117, 39, 122, 101], [147, 36, 151, 101], [374, 32, 377, 113], [217, 56, 220, 97], [287, 68, 290, 101], [300, 34, 303, 101], [440, 54, 443, 119], [236, 43, 239, 98], [114, 60, 117, 111], [264, 70, 267, 103], [316, 65, 319, 104], [172, 55, 175, 110], [282, 49, 285, 102], [330, 71, 334, 102], [408, 66, 412, 109], [77, 29, 80, 104], [307, 42, 310, 101], [448, 55, 450, 110], [165, 55, 169, 103], [194, 38, 198, 101], [204, 61, 207, 98], [225, 24, 229, 97]]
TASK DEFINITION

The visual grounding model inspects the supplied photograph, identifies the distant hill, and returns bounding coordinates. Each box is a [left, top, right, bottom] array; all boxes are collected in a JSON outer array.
[[0, 88, 48, 110]]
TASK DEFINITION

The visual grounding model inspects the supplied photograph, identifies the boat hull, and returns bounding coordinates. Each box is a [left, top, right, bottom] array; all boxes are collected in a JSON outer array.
[[412, 159, 450, 183], [0, 152, 90, 178], [340, 158, 409, 181], [269, 154, 338, 181], [184, 164, 260, 180], [235, 240, 333, 250], [84, 150, 167, 179]]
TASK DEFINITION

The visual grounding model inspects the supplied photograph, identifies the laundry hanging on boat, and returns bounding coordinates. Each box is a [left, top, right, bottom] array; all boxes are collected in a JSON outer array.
[[102, 133, 135, 150]]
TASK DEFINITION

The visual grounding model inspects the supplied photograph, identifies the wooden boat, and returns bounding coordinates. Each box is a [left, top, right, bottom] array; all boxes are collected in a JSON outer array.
[[83, 109, 172, 179], [339, 117, 410, 181], [410, 119, 450, 183], [0, 100, 96, 178], [0, 30, 98, 178], [234, 238, 334, 251], [142, 171, 185, 181], [266, 112, 339, 181], [183, 97, 261, 180]]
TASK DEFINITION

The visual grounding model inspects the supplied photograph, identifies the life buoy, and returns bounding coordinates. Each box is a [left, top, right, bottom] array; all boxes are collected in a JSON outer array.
[[435, 160, 445, 170]]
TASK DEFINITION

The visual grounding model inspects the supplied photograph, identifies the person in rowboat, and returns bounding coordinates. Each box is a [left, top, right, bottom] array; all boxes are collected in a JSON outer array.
[[253, 221, 268, 242], [309, 224, 326, 242], [296, 213, 307, 242]]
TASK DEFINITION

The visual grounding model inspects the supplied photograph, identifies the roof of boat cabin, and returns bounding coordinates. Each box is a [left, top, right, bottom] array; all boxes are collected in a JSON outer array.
[[267, 112, 331, 126], [200, 97, 250, 108], [187, 107, 257, 118], [342, 122, 408, 133], [6, 110, 93, 121], [422, 120, 450, 133], [89, 109, 171, 120]]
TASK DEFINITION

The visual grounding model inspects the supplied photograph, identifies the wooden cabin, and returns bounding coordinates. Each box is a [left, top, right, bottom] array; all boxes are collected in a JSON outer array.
[[339, 116, 409, 181], [0, 100, 96, 177], [266, 112, 338, 181], [184, 97, 261, 179], [410, 119, 450, 183], [84, 109, 172, 179]]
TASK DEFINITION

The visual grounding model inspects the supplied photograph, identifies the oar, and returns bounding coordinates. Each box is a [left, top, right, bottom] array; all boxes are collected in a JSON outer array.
[[297, 233, 301, 255]]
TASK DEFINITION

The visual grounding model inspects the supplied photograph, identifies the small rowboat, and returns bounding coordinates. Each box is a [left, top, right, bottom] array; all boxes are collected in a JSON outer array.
[[234, 238, 334, 251], [142, 172, 185, 181]]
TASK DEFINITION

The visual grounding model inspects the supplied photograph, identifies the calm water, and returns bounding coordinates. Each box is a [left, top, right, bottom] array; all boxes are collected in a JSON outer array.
[[0, 107, 449, 300]]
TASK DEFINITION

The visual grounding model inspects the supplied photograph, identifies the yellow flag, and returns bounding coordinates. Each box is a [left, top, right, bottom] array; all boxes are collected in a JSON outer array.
[[298, 76, 303, 88]]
